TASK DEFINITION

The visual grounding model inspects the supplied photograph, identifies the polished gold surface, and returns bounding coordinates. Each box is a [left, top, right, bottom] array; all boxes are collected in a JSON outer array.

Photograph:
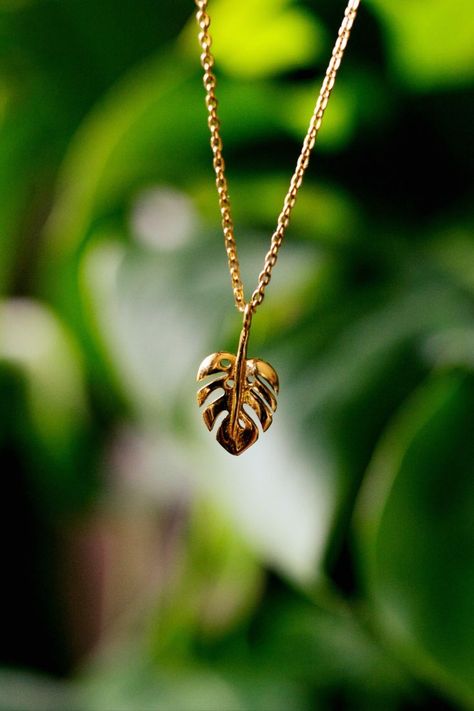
[[195, 0, 361, 313], [197, 307, 279, 455], [195, 0, 360, 452]]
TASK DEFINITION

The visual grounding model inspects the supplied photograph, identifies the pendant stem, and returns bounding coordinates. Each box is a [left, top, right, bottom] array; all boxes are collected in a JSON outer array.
[[230, 305, 253, 438]]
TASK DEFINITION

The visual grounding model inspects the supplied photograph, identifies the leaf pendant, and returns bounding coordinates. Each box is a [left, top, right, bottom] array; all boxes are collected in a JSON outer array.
[[196, 308, 279, 455]]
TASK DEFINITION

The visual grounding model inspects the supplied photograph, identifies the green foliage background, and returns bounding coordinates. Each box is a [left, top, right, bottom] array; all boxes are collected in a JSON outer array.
[[0, 0, 473, 709]]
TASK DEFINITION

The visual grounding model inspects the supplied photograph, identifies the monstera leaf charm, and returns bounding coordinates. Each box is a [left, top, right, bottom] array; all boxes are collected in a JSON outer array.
[[196, 309, 279, 455]]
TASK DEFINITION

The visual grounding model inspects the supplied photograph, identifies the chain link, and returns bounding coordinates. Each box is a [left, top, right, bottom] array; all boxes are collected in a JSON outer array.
[[195, 0, 360, 313]]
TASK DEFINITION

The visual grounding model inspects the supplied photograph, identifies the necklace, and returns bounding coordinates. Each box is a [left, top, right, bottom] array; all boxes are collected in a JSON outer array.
[[195, 0, 360, 455]]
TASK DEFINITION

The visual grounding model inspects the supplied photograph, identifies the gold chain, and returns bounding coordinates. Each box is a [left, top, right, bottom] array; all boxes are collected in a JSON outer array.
[[196, 0, 360, 313]]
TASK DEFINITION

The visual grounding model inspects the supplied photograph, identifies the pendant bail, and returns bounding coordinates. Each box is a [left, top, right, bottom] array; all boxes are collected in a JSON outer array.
[[242, 302, 253, 335]]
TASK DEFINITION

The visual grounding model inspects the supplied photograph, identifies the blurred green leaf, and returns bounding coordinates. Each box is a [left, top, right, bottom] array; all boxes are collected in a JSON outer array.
[[283, 80, 356, 150], [192, 175, 359, 246], [43, 56, 289, 263], [368, 0, 474, 89], [0, 80, 56, 293], [255, 590, 415, 709], [180, 0, 326, 79], [0, 299, 96, 513], [356, 370, 474, 706], [0, 299, 86, 433], [148, 501, 263, 658]]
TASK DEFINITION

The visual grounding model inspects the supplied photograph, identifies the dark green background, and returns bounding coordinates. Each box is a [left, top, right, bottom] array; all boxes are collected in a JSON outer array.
[[0, 0, 473, 709]]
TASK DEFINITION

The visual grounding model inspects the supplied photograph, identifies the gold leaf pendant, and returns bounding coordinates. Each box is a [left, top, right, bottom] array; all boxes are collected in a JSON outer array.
[[196, 307, 279, 455]]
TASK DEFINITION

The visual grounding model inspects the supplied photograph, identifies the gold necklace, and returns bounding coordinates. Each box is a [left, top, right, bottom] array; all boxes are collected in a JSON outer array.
[[195, 0, 361, 455]]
